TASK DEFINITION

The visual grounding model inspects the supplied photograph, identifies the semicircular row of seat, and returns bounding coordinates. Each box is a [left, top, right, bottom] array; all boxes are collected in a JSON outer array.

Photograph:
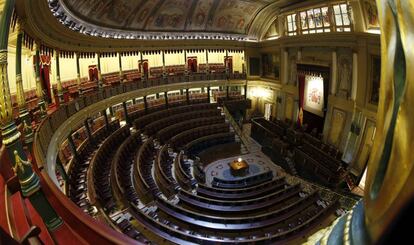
[[66, 100, 339, 244]]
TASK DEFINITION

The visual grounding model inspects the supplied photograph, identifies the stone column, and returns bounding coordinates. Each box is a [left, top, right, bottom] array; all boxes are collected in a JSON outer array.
[[186, 88, 190, 104], [96, 52, 102, 89], [242, 50, 246, 76], [351, 52, 358, 101], [55, 50, 64, 104], [281, 48, 289, 85], [140, 52, 145, 81], [184, 49, 188, 76], [118, 52, 123, 82], [205, 49, 209, 75], [331, 50, 338, 95], [34, 44, 47, 118], [225, 49, 229, 78], [75, 52, 82, 95], [162, 50, 167, 80], [348, 0, 366, 32], [0, 0, 62, 231], [15, 23, 33, 146]]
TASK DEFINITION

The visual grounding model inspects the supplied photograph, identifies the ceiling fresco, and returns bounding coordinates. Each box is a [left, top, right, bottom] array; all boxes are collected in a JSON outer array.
[[59, 0, 274, 34]]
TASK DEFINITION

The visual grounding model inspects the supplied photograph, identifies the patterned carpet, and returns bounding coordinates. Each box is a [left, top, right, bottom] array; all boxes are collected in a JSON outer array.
[[204, 153, 277, 186]]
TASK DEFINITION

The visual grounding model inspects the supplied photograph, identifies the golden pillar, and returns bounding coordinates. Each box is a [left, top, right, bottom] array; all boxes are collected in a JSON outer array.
[[308, 1, 414, 244], [33, 43, 47, 118], [364, 0, 414, 242], [55, 49, 64, 104], [0, 52, 13, 126], [75, 52, 82, 95], [15, 21, 33, 146]]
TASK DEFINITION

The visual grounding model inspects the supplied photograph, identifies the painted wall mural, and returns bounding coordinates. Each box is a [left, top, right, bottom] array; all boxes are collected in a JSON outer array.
[[362, 0, 380, 30], [60, 0, 270, 34]]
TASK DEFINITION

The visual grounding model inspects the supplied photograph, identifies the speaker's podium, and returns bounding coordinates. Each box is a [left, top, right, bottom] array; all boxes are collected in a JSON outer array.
[[229, 158, 249, 177]]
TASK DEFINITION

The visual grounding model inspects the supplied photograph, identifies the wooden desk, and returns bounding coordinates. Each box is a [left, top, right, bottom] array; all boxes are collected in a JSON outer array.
[[229, 159, 249, 176]]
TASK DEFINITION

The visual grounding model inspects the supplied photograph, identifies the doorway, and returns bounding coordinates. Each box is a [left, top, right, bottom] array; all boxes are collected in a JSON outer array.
[[264, 103, 273, 120]]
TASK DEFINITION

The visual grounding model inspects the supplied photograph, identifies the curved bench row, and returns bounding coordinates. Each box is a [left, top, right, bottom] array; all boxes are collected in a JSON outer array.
[[178, 184, 302, 213], [155, 145, 179, 198], [170, 123, 230, 151], [174, 151, 195, 190], [133, 138, 160, 203], [134, 103, 217, 130], [68, 121, 119, 214], [59, 96, 339, 244], [157, 114, 224, 144], [157, 191, 322, 230], [211, 170, 274, 189], [112, 132, 142, 206], [184, 132, 235, 157], [196, 177, 286, 200], [128, 197, 338, 244], [145, 108, 221, 137], [88, 125, 130, 213]]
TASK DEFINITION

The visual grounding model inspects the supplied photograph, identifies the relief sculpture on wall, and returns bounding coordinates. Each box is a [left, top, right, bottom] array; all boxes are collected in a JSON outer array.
[[337, 55, 352, 98]]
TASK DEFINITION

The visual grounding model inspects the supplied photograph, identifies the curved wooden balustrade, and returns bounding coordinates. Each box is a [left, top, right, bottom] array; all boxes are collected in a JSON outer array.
[[31, 79, 245, 244]]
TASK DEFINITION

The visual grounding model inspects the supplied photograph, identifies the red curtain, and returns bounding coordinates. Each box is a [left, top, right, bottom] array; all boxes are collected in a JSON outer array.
[[187, 58, 193, 72], [187, 57, 197, 72], [40, 55, 52, 103], [192, 59, 197, 72], [297, 74, 305, 127], [143, 61, 149, 75], [88, 65, 98, 81]]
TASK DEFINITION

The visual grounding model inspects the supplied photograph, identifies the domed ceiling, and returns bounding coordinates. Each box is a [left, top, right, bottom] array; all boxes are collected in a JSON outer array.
[[49, 0, 302, 41]]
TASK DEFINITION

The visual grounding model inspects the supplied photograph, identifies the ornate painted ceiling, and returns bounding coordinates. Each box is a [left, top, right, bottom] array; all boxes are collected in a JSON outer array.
[[63, 0, 272, 33], [49, 0, 301, 41]]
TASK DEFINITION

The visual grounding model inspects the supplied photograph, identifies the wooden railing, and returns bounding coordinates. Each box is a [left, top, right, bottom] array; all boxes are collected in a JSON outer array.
[[32, 78, 246, 244], [222, 104, 253, 152]]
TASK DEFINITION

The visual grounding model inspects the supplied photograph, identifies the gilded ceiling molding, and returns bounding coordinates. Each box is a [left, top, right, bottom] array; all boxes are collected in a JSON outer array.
[[247, 2, 281, 41]]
